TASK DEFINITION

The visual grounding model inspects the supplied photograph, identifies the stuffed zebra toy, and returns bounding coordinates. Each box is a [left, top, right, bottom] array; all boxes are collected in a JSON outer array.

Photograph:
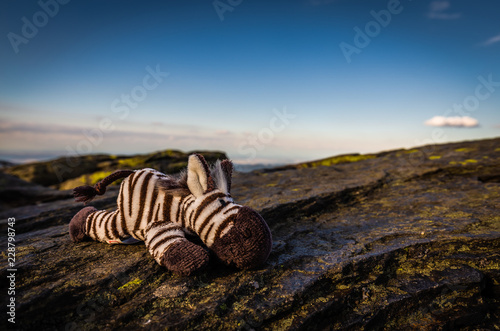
[[69, 153, 272, 276]]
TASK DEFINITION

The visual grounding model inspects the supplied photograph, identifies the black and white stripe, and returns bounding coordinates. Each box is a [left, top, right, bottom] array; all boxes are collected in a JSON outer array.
[[84, 166, 240, 262]]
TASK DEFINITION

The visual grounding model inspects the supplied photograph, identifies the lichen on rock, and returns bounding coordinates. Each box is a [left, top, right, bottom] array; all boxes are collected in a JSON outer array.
[[1, 138, 499, 330]]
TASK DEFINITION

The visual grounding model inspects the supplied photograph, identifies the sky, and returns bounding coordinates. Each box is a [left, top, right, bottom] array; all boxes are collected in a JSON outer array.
[[1, 0, 499, 165]]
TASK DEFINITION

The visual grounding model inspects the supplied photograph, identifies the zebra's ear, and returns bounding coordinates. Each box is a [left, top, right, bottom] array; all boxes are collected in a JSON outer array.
[[212, 159, 233, 194], [220, 159, 233, 194], [187, 154, 216, 197]]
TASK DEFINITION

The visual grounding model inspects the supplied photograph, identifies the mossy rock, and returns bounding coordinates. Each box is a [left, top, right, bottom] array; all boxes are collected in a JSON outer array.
[[4, 154, 115, 187], [3, 138, 500, 330]]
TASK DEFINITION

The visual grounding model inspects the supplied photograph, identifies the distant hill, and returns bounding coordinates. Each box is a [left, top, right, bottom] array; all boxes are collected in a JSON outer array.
[[233, 163, 286, 173], [2, 150, 227, 189], [0, 159, 15, 169]]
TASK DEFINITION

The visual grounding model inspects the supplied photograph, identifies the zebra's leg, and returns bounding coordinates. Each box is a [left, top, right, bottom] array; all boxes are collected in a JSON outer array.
[[70, 207, 126, 243], [145, 222, 209, 276], [69, 206, 97, 242]]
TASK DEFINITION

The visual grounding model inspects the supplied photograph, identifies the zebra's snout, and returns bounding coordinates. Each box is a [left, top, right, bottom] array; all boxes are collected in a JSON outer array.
[[211, 207, 272, 269]]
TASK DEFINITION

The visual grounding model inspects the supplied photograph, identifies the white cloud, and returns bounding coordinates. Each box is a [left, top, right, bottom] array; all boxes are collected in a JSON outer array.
[[481, 33, 500, 46], [424, 116, 479, 128], [427, 1, 461, 20]]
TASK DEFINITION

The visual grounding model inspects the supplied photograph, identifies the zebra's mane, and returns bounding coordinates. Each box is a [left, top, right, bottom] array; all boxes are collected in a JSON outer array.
[[157, 171, 190, 196], [157, 160, 229, 196], [211, 160, 229, 194]]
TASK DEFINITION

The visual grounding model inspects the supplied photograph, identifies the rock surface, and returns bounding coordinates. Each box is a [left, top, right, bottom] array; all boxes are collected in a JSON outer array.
[[0, 172, 72, 210], [1, 138, 499, 330]]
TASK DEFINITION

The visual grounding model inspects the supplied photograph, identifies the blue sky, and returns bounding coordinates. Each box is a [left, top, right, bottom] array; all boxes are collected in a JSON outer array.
[[1, 0, 499, 164]]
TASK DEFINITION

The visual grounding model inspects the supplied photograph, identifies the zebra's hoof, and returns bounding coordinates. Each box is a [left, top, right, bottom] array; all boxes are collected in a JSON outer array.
[[69, 206, 96, 242], [161, 240, 209, 276]]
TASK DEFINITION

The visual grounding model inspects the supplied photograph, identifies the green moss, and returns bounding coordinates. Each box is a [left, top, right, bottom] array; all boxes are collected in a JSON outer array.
[[429, 155, 441, 160], [275, 315, 297, 330], [456, 159, 478, 166], [118, 278, 143, 290], [155, 149, 179, 157], [298, 154, 376, 168], [14, 245, 36, 259], [457, 245, 470, 252], [450, 159, 479, 166], [336, 284, 350, 290], [89, 170, 114, 183], [59, 169, 117, 189], [405, 149, 419, 154], [118, 157, 146, 168], [455, 147, 474, 152]]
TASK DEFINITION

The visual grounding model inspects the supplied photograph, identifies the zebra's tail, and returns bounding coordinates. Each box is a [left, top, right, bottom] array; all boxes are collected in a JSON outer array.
[[73, 170, 135, 204]]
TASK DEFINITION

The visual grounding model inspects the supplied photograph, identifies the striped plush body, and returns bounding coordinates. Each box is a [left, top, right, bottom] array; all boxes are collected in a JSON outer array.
[[69, 154, 272, 276], [85, 168, 241, 264]]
